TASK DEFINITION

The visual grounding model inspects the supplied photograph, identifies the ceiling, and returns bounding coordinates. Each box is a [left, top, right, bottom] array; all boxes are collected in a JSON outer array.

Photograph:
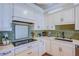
[[34, 3, 78, 14], [35, 3, 58, 9]]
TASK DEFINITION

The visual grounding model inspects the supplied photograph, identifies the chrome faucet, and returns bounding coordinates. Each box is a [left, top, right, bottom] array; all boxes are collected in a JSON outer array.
[[62, 32, 65, 38]]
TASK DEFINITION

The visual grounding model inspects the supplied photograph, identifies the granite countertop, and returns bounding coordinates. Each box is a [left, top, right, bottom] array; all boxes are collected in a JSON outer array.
[[0, 44, 14, 51], [34, 36, 78, 44]]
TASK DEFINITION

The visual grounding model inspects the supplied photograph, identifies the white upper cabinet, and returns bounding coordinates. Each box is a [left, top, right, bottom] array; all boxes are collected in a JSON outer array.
[[0, 4, 13, 31], [54, 8, 74, 25], [61, 8, 75, 25], [53, 12, 62, 25], [75, 5, 79, 30], [0, 4, 3, 30], [34, 16, 44, 30], [44, 14, 55, 30]]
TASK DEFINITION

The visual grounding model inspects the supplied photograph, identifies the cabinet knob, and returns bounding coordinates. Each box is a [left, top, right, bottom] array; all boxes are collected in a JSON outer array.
[[59, 47, 62, 52], [28, 46, 32, 48], [51, 26, 53, 28], [0, 51, 11, 56], [61, 18, 63, 22], [37, 26, 40, 28]]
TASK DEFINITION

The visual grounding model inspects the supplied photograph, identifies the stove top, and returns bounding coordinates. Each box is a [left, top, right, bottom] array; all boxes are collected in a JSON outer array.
[[12, 39, 36, 46]]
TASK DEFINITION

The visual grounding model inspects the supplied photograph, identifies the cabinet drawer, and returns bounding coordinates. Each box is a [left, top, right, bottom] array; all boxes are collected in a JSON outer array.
[[15, 49, 33, 56], [0, 49, 14, 56]]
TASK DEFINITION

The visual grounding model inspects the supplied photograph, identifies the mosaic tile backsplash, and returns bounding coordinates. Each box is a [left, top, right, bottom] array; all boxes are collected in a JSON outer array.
[[33, 30, 79, 40], [0, 30, 79, 43]]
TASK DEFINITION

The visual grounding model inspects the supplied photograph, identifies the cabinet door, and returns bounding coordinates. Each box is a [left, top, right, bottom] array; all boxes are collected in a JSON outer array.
[[1, 4, 13, 31], [44, 15, 51, 30], [61, 8, 74, 24], [54, 12, 61, 25], [45, 39, 51, 54], [32, 46, 39, 56], [49, 15, 55, 30], [44, 14, 55, 30], [0, 4, 3, 30], [16, 49, 34, 56], [48, 15, 55, 30], [34, 24, 42, 30], [32, 42, 39, 56], [52, 42, 60, 56], [61, 45, 75, 56], [34, 20, 44, 30], [51, 40, 60, 56], [75, 6, 79, 30], [38, 40, 45, 56]]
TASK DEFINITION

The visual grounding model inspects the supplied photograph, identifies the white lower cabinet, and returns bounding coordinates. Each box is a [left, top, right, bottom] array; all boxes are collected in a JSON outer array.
[[15, 42, 39, 56], [32, 42, 39, 56], [51, 40, 60, 56], [60, 45, 75, 56], [52, 43, 60, 56], [44, 39, 51, 54], [51, 40, 75, 56], [38, 39, 45, 56], [13, 37, 75, 56]]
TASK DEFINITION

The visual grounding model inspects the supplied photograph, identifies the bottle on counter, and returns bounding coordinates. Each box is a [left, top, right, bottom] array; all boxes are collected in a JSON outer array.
[[2, 36, 7, 45], [31, 32, 35, 38], [48, 32, 52, 37]]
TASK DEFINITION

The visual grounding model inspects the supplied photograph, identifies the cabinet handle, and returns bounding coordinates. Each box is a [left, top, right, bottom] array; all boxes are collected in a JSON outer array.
[[47, 25, 49, 28], [59, 47, 62, 52], [40, 41, 44, 45], [37, 26, 40, 28], [51, 26, 53, 28], [0, 51, 11, 56], [61, 18, 64, 22], [27, 52, 32, 54]]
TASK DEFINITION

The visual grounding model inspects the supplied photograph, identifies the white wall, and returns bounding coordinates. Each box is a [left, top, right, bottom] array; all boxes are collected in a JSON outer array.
[[13, 3, 44, 21]]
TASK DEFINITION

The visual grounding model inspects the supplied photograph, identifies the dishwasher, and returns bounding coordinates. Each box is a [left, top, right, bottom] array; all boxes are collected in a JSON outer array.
[[75, 44, 79, 56]]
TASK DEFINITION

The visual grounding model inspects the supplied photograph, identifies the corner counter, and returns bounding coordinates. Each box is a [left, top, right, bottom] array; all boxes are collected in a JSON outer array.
[[0, 44, 14, 56]]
